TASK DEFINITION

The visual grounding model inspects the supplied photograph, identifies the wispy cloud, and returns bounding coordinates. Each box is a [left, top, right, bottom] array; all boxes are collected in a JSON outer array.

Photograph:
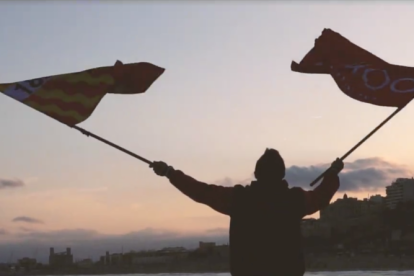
[[76, 187, 108, 193], [22, 177, 39, 185], [0, 179, 24, 189], [19, 227, 34, 233], [205, 228, 228, 236], [12, 216, 44, 225]]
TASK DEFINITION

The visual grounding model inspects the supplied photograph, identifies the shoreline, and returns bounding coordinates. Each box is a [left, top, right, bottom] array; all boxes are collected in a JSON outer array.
[[5, 269, 414, 276], [21, 269, 414, 276], [10, 255, 414, 275], [14, 267, 414, 275]]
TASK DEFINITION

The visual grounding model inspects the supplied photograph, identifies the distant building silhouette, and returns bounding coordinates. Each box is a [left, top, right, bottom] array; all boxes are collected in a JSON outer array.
[[318, 193, 385, 239], [320, 194, 384, 222], [386, 178, 414, 209], [75, 258, 93, 268], [110, 253, 123, 265], [49, 247, 73, 267], [369, 195, 385, 204], [105, 251, 110, 265], [198, 242, 215, 252], [17, 257, 36, 271]]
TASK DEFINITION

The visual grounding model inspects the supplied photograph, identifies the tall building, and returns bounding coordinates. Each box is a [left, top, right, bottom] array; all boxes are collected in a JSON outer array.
[[49, 247, 73, 267], [385, 178, 414, 209]]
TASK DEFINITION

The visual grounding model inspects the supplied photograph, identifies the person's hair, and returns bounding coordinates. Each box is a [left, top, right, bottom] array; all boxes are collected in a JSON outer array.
[[254, 148, 285, 181]]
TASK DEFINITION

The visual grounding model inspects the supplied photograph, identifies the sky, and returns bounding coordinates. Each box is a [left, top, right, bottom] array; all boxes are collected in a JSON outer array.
[[1, 1, 414, 262]]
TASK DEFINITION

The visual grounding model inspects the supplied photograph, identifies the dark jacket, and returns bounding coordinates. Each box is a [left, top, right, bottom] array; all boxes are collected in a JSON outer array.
[[168, 171, 340, 276]]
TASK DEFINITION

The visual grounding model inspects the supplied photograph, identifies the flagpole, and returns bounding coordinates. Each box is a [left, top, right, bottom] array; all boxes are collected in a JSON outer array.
[[309, 103, 409, 187], [72, 125, 152, 165]]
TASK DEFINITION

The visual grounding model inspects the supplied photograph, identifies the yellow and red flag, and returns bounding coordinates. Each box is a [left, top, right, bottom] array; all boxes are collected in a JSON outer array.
[[0, 60, 164, 126]]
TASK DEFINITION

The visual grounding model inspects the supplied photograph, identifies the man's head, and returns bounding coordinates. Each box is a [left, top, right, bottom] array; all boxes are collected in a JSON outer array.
[[254, 148, 285, 182]]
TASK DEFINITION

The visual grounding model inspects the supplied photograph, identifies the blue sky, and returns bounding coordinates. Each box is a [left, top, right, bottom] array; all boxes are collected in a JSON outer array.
[[0, 2, 413, 252]]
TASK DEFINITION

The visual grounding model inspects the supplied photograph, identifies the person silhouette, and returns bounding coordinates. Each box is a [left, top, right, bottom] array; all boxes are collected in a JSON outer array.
[[151, 148, 343, 276]]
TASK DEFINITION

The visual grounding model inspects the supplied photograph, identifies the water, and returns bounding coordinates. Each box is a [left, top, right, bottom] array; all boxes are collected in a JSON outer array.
[[50, 272, 414, 276]]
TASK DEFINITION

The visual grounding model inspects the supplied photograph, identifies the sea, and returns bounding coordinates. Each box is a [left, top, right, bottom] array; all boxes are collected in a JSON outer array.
[[52, 272, 414, 276]]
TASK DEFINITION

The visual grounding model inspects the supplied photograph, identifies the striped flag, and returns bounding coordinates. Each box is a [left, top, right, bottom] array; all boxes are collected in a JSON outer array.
[[0, 60, 164, 126]]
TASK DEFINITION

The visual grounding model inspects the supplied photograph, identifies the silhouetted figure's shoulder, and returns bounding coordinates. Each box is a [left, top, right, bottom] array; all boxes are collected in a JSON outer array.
[[231, 174, 340, 217]]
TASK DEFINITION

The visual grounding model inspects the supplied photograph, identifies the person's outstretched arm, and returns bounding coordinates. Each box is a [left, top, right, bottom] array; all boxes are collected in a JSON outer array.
[[302, 158, 343, 216], [150, 161, 233, 216]]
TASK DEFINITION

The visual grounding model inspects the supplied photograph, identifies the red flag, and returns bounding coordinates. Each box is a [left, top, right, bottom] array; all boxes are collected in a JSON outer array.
[[292, 29, 414, 107]]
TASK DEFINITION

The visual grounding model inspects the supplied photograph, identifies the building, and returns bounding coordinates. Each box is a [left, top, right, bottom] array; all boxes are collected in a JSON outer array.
[[198, 242, 215, 252], [369, 194, 385, 204], [319, 193, 385, 237], [320, 194, 362, 221], [110, 253, 123, 266], [215, 244, 229, 258], [17, 258, 36, 270], [105, 251, 110, 265], [75, 258, 93, 268], [131, 254, 173, 265], [49, 247, 73, 267], [131, 248, 188, 265], [386, 178, 414, 209], [158, 247, 187, 253], [320, 194, 384, 221]]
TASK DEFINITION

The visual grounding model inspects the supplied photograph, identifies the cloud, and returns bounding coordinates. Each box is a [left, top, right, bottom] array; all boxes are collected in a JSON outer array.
[[287, 157, 411, 192], [205, 228, 228, 236], [215, 157, 411, 192], [12, 216, 44, 224], [76, 187, 108, 193], [0, 179, 24, 189], [18, 227, 33, 233], [0, 228, 229, 263], [0, 229, 7, 235]]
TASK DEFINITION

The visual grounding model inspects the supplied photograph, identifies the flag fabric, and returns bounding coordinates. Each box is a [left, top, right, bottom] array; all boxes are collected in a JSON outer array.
[[0, 60, 164, 126], [291, 29, 414, 108]]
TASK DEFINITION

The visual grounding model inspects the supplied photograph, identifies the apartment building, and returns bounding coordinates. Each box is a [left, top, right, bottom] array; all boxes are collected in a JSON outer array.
[[385, 178, 414, 209]]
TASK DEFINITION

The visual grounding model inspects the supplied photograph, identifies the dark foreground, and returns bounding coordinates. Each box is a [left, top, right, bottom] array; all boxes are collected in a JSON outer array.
[[5, 255, 414, 275]]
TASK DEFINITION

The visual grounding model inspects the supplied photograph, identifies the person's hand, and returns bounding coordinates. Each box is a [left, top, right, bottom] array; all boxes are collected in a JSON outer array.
[[150, 161, 173, 177], [327, 158, 344, 175]]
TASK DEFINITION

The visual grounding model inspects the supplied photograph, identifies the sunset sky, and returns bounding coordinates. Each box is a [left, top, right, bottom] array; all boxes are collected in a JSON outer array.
[[0, 1, 414, 261]]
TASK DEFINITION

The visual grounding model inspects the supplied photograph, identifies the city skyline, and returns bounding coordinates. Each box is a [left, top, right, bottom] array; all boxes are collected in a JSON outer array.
[[1, 1, 414, 262], [0, 171, 407, 264]]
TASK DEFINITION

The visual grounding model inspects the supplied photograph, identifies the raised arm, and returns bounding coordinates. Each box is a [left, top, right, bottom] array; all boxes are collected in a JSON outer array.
[[302, 158, 343, 216], [151, 161, 233, 216], [303, 173, 340, 215]]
